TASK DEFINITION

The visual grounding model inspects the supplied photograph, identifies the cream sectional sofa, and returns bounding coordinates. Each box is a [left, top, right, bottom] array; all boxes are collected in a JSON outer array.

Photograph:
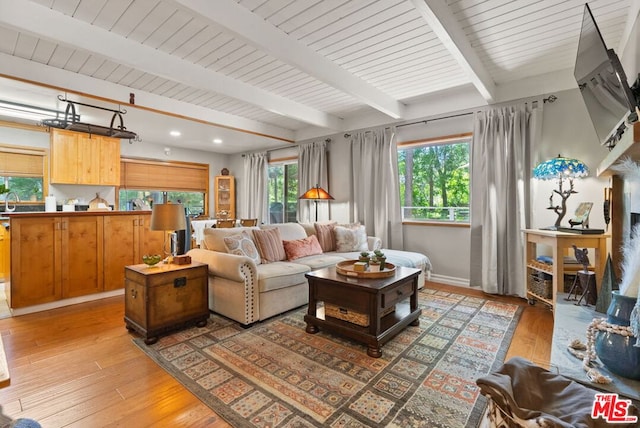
[[187, 222, 431, 326]]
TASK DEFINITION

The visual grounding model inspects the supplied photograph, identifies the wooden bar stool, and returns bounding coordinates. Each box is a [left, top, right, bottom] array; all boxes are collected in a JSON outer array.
[[216, 219, 236, 228], [239, 218, 257, 227]]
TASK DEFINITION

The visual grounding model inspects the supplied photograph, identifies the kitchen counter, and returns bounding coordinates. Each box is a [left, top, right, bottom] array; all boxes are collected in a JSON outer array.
[[3, 210, 149, 218], [7, 210, 162, 314]]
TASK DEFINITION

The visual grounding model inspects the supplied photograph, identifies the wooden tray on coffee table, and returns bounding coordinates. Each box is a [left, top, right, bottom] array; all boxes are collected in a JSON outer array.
[[336, 260, 396, 278]]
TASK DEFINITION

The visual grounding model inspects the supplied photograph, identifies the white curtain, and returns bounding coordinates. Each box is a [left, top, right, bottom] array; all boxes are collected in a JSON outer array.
[[469, 103, 541, 296], [242, 152, 268, 223], [348, 128, 403, 249], [298, 140, 330, 223]]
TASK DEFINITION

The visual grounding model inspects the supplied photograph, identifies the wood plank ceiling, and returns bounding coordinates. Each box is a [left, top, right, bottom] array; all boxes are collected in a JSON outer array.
[[0, 0, 633, 153]]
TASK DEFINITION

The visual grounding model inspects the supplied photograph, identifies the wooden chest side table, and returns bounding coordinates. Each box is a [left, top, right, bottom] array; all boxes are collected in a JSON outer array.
[[124, 262, 209, 344]]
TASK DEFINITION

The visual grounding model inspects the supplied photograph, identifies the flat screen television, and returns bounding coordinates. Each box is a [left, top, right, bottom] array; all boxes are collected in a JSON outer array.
[[574, 3, 638, 148]]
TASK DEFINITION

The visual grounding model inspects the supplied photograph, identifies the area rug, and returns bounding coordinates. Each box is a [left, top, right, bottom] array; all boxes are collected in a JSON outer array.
[[133, 288, 522, 427]]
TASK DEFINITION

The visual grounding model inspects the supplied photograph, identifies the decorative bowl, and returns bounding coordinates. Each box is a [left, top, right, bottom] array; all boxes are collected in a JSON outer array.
[[142, 254, 162, 266]]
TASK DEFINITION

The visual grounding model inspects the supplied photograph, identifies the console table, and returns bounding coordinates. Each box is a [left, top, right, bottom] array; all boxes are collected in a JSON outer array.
[[523, 229, 608, 313]]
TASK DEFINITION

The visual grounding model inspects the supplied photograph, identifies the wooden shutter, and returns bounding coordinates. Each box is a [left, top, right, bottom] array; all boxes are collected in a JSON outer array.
[[120, 158, 208, 191]]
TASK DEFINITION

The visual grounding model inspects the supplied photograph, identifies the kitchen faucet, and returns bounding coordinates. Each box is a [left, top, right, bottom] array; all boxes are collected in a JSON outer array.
[[4, 191, 19, 212]]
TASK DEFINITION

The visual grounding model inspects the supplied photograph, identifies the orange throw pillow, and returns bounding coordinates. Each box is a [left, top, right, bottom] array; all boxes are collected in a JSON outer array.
[[283, 235, 323, 261]]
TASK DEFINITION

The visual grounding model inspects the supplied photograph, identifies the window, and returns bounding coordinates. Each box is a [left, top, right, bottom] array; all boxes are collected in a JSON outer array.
[[118, 190, 205, 216], [118, 158, 208, 216], [398, 134, 471, 223], [0, 145, 47, 204], [268, 160, 298, 223]]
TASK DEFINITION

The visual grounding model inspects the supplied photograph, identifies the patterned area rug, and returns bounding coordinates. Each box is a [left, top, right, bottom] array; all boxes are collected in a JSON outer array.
[[133, 289, 522, 427]]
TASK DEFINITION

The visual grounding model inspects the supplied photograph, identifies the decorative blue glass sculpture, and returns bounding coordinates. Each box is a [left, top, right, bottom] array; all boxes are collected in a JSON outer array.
[[533, 155, 589, 229]]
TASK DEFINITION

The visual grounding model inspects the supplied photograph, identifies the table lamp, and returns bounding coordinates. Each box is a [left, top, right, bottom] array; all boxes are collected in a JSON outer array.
[[533, 155, 588, 230], [299, 184, 334, 222], [150, 202, 186, 262]]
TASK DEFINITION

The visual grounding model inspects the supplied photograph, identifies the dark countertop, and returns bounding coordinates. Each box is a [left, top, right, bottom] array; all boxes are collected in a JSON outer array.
[[3, 210, 150, 218]]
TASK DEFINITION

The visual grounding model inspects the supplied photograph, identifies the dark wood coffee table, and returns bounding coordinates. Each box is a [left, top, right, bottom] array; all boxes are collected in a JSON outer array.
[[304, 265, 421, 358]]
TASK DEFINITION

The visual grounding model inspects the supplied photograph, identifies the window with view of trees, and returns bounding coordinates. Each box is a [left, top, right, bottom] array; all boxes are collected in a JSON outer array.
[[398, 134, 471, 223], [268, 161, 298, 224], [0, 146, 47, 204]]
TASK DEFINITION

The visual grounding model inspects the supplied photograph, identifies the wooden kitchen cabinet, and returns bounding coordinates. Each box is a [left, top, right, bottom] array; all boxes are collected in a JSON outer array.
[[103, 214, 164, 291], [50, 129, 120, 185], [9, 212, 164, 309], [0, 222, 8, 283], [62, 215, 104, 298], [10, 216, 62, 307], [10, 215, 103, 307], [214, 175, 235, 219]]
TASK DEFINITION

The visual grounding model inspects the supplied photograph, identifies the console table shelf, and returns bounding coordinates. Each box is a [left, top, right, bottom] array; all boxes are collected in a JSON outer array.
[[523, 229, 608, 313]]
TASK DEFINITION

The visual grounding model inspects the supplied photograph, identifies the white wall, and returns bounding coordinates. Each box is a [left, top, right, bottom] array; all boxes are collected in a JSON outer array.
[[531, 88, 610, 231]]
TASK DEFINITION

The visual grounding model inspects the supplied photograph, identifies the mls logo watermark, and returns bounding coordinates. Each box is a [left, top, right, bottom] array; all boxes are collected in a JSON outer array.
[[591, 393, 638, 423]]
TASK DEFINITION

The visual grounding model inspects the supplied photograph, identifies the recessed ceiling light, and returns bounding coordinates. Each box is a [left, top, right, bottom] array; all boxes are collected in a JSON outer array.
[[213, 138, 223, 144], [170, 130, 181, 137]]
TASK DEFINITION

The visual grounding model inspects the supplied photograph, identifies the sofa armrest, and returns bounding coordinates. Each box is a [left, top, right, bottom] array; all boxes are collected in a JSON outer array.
[[187, 248, 257, 281], [368, 236, 382, 251]]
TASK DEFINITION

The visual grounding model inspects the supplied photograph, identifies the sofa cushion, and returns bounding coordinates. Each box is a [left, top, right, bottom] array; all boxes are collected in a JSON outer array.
[[314, 222, 337, 252], [201, 226, 258, 252], [334, 225, 368, 252], [261, 223, 308, 241], [290, 254, 347, 270], [223, 231, 261, 265], [283, 235, 323, 261], [256, 262, 310, 292], [253, 227, 286, 263]]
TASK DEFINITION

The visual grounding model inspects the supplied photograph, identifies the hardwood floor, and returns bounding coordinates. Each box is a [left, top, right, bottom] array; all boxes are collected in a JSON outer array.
[[0, 282, 553, 427]]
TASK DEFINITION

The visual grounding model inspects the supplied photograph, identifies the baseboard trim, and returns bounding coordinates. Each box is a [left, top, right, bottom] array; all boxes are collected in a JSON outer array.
[[428, 274, 470, 288], [10, 289, 124, 317]]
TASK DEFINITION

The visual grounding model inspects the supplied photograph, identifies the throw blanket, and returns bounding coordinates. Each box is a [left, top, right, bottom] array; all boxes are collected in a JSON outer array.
[[476, 357, 638, 428], [381, 249, 432, 278]]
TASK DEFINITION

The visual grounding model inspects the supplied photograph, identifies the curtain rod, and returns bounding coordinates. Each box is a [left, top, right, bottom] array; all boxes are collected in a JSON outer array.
[[396, 111, 473, 129], [241, 138, 331, 157], [343, 94, 557, 138]]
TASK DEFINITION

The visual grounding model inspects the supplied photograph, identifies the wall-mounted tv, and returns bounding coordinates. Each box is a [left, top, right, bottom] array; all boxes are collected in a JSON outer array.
[[574, 3, 638, 148]]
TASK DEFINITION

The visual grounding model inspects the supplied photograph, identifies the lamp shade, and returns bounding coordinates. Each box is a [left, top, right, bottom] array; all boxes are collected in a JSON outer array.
[[299, 185, 334, 200], [533, 156, 589, 180], [150, 203, 186, 231]]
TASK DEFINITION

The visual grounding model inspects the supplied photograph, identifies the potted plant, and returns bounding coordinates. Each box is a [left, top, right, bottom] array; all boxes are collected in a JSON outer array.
[[369, 258, 381, 272], [373, 249, 386, 270], [358, 251, 370, 264], [31, 184, 40, 201]]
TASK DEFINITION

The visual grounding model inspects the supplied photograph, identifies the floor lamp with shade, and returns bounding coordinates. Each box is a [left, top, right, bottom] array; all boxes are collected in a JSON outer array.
[[299, 184, 334, 222], [150, 202, 187, 262]]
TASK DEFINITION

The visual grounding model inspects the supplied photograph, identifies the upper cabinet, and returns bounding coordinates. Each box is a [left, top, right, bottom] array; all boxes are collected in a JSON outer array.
[[214, 175, 235, 219], [50, 129, 120, 185]]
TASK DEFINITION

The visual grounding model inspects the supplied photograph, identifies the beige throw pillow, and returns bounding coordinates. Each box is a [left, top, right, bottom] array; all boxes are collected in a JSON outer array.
[[334, 225, 368, 252], [252, 227, 286, 263], [223, 231, 261, 265]]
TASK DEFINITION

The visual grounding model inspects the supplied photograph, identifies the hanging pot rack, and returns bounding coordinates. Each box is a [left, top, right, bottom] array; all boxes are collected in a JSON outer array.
[[41, 95, 139, 140]]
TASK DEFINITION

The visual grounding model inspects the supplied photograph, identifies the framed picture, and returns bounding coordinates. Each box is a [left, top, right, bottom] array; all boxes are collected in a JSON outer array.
[[570, 202, 593, 227]]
